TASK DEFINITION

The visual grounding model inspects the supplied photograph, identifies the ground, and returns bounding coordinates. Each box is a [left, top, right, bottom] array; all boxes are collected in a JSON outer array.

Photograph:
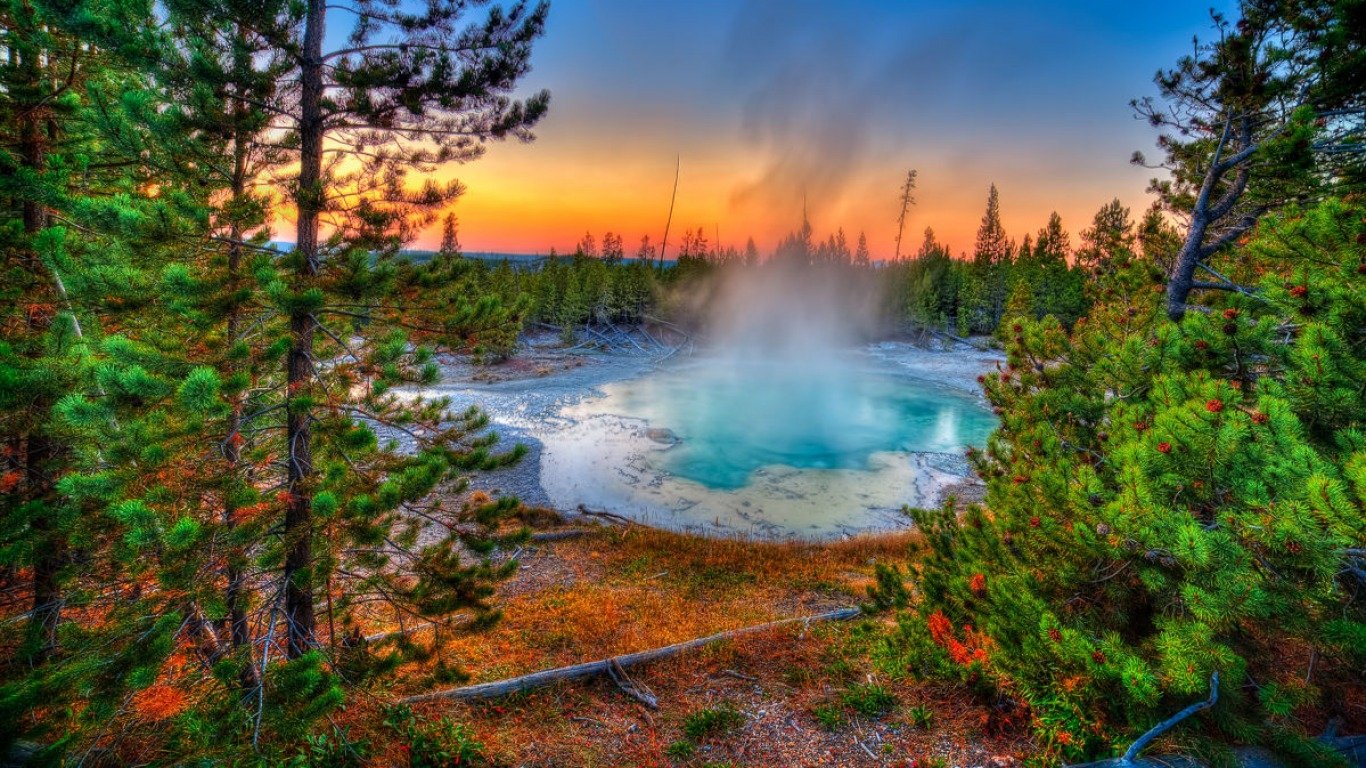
[[351, 520, 1032, 767], [352, 337, 1022, 766]]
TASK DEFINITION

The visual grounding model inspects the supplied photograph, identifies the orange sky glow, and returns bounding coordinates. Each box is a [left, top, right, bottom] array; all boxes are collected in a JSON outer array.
[[274, 2, 1237, 261]]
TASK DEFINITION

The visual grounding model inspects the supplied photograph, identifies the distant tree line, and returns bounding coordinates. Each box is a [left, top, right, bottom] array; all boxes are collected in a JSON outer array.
[[477, 184, 1184, 347]]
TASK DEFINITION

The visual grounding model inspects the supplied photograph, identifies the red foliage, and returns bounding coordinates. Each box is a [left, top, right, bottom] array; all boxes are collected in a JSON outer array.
[[0, 471, 21, 493], [970, 573, 987, 597], [928, 611, 954, 647], [131, 684, 187, 721], [1206, 399, 1225, 413]]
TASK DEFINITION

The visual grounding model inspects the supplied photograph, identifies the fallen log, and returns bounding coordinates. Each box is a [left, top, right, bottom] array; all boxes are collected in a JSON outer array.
[[530, 528, 594, 542], [575, 505, 635, 527], [928, 328, 989, 351], [399, 606, 861, 704]]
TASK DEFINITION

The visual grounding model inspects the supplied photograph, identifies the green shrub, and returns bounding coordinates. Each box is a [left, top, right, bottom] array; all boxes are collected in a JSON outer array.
[[841, 683, 897, 718], [682, 701, 745, 742], [812, 703, 844, 731], [384, 705, 485, 767], [906, 705, 935, 729]]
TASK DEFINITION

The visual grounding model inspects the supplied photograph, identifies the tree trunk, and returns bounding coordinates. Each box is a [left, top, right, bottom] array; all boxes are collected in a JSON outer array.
[[17, 33, 63, 661], [223, 64, 257, 687], [1165, 212, 1208, 321], [283, 0, 325, 659]]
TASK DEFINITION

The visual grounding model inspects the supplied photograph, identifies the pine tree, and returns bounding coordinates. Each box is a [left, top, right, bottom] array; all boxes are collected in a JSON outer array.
[[872, 198, 1366, 764], [1077, 198, 1135, 276], [854, 231, 871, 268], [963, 184, 1013, 334], [743, 236, 760, 266], [262, 0, 550, 659], [894, 169, 918, 261], [439, 213, 462, 257]]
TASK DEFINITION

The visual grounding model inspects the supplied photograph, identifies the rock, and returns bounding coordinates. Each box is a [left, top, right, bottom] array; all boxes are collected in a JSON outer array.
[[645, 427, 679, 445]]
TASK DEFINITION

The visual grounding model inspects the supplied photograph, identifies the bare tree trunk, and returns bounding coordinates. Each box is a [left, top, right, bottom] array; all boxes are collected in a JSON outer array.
[[1165, 213, 1208, 320], [657, 155, 678, 269], [283, 0, 325, 659], [223, 61, 257, 687]]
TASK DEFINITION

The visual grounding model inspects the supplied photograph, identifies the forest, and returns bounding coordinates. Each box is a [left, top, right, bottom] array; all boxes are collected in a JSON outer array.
[[1, 0, 1363, 766]]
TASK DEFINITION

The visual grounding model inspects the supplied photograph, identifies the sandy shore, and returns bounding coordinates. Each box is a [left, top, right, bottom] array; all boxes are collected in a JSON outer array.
[[410, 335, 1002, 539]]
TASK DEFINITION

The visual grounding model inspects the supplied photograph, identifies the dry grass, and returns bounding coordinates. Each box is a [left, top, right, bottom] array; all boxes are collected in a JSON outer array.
[[345, 523, 1032, 767], [385, 524, 920, 690]]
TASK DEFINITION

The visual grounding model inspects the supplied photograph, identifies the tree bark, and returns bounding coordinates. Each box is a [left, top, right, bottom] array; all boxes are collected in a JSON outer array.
[[17, 29, 63, 661], [283, 0, 325, 659], [223, 52, 257, 688]]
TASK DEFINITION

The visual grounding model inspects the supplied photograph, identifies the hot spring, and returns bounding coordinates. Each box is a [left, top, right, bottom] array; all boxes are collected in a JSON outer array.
[[529, 345, 998, 538], [590, 355, 995, 490], [431, 263, 1003, 538]]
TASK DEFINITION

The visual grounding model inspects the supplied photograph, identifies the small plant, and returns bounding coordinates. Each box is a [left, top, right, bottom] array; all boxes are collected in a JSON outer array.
[[907, 704, 935, 729], [665, 740, 696, 760], [812, 703, 844, 731], [841, 683, 897, 718], [286, 729, 370, 768], [384, 704, 486, 767], [683, 701, 746, 742]]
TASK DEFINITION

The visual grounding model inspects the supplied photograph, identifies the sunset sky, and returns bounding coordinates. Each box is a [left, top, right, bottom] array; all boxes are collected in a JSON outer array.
[[413, 0, 1235, 259]]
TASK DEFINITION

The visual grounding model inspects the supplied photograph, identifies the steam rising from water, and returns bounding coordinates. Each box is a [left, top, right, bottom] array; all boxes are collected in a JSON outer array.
[[703, 261, 882, 357]]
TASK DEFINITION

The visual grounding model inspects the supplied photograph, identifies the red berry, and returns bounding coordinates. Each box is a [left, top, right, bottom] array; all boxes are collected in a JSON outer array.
[[1092, 651, 1107, 664], [1290, 284, 1308, 298], [1134, 421, 1148, 432], [1029, 516, 1041, 528], [1223, 308, 1239, 320], [1206, 399, 1224, 413], [1048, 628, 1062, 642], [1157, 442, 1172, 454]]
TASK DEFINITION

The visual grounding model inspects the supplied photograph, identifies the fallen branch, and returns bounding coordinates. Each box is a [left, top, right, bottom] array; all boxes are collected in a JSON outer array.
[[530, 528, 594, 542], [1121, 672, 1219, 764], [928, 328, 989, 351], [608, 658, 658, 709], [575, 505, 635, 527], [399, 606, 861, 704]]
